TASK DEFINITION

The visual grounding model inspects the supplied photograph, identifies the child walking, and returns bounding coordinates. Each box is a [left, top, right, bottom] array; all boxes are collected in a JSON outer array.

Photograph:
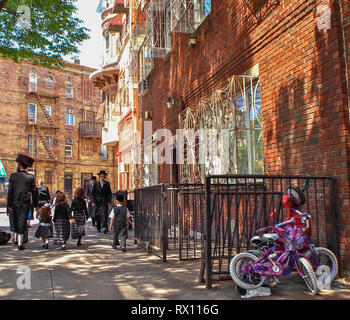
[[35, 203, 53, 249], [109, 194, 130, 252], [53, 192, 74, 250], [71, 187, 88, 246]]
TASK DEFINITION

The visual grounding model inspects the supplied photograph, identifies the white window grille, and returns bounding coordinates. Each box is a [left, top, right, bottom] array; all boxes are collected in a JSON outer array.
[[29, 73, 37, 92], [45, 76, 54, 89], [168, 0, 211, 33], [28, 103, 37, 123], [146, 0, 172, 58]]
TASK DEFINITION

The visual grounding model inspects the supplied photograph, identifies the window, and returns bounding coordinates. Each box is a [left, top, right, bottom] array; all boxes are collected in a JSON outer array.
[[65, 109, 75, 126], [45, 106, 52, 116], [65, 137, 73, 145], [45, 76, 54, 89], [45, 170, 53, 184], [28, 135, 37, 156], [28, 103, 37, 123], [194, 0, 211, 28], [29, 73, 37, 92], [105, 93, 110, 120], [105, 34, 110, 51], [101, 145, 108, 159], [66, 82, 73, 98], [45, 136, 52, 147], [65, 145, 73, 157]]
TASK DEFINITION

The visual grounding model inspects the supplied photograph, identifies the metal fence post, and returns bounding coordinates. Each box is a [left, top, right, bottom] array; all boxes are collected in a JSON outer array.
[[329, 178, 339, 261], [205, 176, 212, 289], [161, 184, 168, 262]]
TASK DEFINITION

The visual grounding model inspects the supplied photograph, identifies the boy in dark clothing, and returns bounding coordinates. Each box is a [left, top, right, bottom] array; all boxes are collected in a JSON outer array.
[[109, 194, 129, 252]]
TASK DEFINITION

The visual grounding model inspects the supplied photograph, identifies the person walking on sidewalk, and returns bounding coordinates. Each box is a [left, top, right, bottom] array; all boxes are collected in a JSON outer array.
[[109, 194, 130, 252], [7, 154, 38, 250], [71, 187, 88, 246], [37, 179, 51, 208], [86, 176, 97, 226], [53, 192, 74, 250], [92, 170, 112, 234], [35, 203, 53, 249]]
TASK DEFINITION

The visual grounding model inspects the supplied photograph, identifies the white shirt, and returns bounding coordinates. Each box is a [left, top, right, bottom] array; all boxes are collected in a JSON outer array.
[[109, 204, 130, 219]]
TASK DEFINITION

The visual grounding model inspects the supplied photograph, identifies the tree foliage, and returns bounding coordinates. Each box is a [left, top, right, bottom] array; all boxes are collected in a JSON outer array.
[[0, 0, 90, 67]]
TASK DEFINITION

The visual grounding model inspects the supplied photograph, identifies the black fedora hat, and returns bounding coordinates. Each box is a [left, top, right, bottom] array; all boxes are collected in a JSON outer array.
[[16, 153, 35, 168], [97, 170, 108, 176]]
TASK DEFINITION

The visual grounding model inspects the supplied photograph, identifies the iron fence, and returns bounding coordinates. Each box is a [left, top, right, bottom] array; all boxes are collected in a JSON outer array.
[[134, 183, 205, 261], [200, 174, 338, 288]]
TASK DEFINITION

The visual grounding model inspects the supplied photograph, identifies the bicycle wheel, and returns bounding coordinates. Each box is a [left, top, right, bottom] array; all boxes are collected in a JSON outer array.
[[233, 250, 264, 295], [304, 247, 338, 283], [296, 257, 320, 295], [229, 252, 267, 290]]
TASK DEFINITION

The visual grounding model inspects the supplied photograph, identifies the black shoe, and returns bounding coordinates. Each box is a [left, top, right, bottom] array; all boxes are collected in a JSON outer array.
[[121, 248, 126, 252], [97, 228, 101, 233], [13, 241, 18, 245], [44, 244, 49, 250], [112, 245, 118, 249], [18, 245, 25, 250], [104, 230, 107, 234], [77, 239, 82, 246], [61, 245, 66, 250]]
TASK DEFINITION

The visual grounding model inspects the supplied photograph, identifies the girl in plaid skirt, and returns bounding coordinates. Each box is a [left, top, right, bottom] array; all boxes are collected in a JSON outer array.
[[71, 187, 88, 246], [34, 203, 53, 249], [53, 192, 74, 250]]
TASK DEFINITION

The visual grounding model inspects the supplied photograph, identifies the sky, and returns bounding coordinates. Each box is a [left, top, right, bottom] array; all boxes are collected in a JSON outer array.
[[74, 0, 103, 69]]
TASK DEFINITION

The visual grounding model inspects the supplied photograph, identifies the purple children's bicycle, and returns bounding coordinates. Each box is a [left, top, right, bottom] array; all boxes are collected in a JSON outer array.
[[229, 216, 320, 295]]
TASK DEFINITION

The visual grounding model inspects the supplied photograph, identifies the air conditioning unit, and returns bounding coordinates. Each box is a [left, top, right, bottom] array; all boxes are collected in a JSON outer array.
[[138, 79, 149, 96], [68, 109, 74, 114], [66, 138, 73, 145], [119, 162, 129, 173]]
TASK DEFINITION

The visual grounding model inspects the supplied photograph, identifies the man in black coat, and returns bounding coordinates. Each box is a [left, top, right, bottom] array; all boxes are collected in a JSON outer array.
[[7, 154, 38, 250], [86, 176, 97, 226], [92, 170, 112, 233]]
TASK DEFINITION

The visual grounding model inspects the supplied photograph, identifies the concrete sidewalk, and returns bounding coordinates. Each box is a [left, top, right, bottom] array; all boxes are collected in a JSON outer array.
[[0, 214, 350, 300]]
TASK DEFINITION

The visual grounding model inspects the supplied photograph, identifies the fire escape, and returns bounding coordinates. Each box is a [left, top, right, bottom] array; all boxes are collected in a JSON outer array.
[[27, 85, 58, 161]]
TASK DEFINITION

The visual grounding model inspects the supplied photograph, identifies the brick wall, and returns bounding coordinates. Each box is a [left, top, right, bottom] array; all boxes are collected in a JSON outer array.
[[139, 0, 350, 270], [0, 58, 118, 200]]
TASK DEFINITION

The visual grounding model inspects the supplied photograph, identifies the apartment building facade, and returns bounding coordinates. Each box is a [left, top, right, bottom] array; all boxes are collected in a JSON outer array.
[[0, 57, 117, 203]]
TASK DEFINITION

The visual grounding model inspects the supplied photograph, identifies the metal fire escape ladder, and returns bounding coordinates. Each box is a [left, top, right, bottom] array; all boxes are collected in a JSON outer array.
[[32, 125, 55, 160], [28, 91, 57, 160]]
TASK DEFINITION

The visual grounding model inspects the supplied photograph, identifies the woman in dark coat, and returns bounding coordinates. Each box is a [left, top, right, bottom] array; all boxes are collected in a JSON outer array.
[[71, 187, 88, 246], [53, 192, 74, 250]]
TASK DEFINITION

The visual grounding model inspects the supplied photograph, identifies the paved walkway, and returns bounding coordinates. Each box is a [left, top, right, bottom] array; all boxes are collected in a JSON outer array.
[[0, 214, 350, 300]]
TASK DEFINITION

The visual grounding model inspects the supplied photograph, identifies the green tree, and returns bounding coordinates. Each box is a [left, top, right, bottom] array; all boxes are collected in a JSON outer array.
[[0, 0, 89, 67]]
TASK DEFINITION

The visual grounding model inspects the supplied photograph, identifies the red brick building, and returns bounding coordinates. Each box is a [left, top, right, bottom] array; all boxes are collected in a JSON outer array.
[[0, 57, 117, 203], [135, 0, 350, 270]]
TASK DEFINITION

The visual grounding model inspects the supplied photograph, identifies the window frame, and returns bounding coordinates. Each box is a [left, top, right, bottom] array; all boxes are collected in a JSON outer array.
[[66, 82, 74, 98], [29, 73, 37, 92], [65, 109, 75, 126], [64, 145, 73, 158], [45, 76, 54, 89], [28, 103, 37, 123], [28, 135, 37, 156], [45, 106, 52, 116]]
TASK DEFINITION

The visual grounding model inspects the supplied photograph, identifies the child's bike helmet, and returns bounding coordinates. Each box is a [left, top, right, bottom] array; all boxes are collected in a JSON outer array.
[[285, 185, 305, 206]]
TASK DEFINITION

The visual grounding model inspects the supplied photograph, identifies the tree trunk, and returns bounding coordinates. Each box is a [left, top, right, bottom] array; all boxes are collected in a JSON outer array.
[[0, 0, 9, 13]]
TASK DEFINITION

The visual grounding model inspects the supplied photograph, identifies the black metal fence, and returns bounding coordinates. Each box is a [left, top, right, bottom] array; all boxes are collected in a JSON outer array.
[[199, 174, 338, 288], [134, 183, 205, 261], [78, 121, 103, 138]]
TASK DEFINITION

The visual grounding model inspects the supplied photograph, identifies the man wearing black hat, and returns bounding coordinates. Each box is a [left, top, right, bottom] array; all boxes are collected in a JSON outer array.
[[7, 154, 38, 250], [91, 170, 112, 233], [86, 176, 97, 226]]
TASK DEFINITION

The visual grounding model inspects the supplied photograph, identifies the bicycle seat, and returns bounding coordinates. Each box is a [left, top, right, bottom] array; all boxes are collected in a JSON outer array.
[[262, 233, 279, 241]]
